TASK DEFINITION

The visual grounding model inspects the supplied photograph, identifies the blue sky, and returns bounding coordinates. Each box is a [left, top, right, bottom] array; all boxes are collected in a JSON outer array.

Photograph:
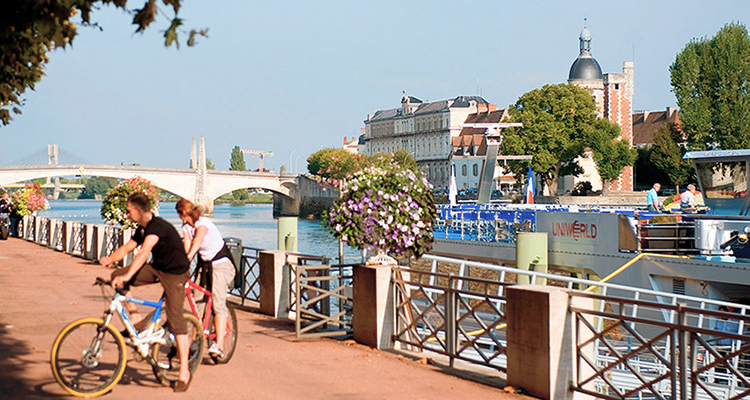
[[1, 0, 748, 172]]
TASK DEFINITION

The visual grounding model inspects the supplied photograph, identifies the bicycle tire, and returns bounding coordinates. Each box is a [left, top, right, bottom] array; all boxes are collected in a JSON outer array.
[[208, 302, 238, 364], [150, 312, 204, 386], [50, 317, 127, 397]]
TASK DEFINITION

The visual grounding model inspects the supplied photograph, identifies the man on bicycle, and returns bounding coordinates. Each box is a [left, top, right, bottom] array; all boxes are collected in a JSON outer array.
[[99, 192, 193, 392]]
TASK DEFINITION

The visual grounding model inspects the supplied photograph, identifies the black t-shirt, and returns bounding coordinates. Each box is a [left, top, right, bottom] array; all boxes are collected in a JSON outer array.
[[132, 215, 189, 274]]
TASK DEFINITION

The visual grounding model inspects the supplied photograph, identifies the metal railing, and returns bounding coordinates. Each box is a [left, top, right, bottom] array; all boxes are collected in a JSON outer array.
[[52, 219, 64, 250], [234, 246, 262, 304], [292, 262, 354, 339], [393, 266, 508, 370], [39, 217, 50, 245], [397, 254, 750, 399], [70, 222, 84, 256]]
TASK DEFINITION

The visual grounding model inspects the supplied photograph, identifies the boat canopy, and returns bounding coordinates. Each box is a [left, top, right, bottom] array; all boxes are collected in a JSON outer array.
[[684, 150, 750, 215]]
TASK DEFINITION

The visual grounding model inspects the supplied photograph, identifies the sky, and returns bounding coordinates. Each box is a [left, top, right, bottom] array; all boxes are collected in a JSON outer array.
[[1, 0, 748, 173]]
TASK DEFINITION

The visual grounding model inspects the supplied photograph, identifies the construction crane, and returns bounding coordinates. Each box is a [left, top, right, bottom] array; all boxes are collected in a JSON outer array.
[[241, 149, 274, 171]]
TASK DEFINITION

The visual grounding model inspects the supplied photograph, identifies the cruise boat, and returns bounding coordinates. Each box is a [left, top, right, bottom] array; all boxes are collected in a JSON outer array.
[[431, 149, 750, 304]]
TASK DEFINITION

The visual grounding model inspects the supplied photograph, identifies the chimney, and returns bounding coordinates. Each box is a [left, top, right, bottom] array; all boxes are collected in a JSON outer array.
[[666, 106, 675, 118]]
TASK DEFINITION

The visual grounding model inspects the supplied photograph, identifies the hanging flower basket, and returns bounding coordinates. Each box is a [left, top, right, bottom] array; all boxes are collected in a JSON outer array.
[[100, 176, 159, 229], [327, 165, 436, 260], [12, 183, 47, 216]]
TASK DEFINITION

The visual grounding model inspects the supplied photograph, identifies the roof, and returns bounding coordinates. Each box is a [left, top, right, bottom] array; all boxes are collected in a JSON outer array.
[[458, 109, 510, 136], [368, 108, 399, 122], [452, 134, 487, 156], [632, 108, 680, 146], [568, 56, 603, 81]]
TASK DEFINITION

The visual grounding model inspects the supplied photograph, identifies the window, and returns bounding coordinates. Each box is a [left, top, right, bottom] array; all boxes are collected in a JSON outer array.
[[473, 164, 479, 176], [462, 165, 467, 176]]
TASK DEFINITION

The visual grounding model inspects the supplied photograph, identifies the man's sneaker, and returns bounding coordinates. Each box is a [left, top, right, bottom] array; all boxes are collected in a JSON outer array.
[[208, 343, 225, 358]]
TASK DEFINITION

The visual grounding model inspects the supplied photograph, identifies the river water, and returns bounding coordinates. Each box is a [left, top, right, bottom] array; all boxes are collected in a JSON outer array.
[[36, 200, 363, 261]]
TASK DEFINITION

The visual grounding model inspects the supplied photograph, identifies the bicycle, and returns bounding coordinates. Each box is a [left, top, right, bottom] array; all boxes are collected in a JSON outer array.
[[50, 278, 205, 397], [184, 277, 238, 364]]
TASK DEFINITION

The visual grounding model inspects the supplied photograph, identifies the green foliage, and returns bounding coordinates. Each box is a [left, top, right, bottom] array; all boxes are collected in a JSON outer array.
[[307, 148, 365, 182], [327, 165, 436, 259], [670, 22, 750, 150], [0, 1, 207, 126], [100, 176, 159, 228], [205, 158, 216, 170], [279, 165, 286, 174], [501, 83, 598, 194], [370, 149, 420, 173], [650, 122, 694, 186], [586, 118, 638, 185], [79, 177, 119, 199], [229, 146, 246, 171]]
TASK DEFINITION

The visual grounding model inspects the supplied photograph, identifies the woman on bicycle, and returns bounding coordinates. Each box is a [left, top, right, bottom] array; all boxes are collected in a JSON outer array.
[[176, 199, 235, 359]]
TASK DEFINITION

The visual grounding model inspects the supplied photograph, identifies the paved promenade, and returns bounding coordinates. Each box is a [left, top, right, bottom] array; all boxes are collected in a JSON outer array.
[[0, 238, 530, 400]]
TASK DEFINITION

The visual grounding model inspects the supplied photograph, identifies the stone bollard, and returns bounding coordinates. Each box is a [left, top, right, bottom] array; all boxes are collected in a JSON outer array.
[[258, 250, 295, 318], [506, 285, 594, 400], [352, 263, 395, 350]]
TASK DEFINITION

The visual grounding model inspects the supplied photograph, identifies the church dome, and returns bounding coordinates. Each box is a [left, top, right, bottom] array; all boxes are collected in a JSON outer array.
[[568, 24, 603, 82], [568, 57, 603, 81]]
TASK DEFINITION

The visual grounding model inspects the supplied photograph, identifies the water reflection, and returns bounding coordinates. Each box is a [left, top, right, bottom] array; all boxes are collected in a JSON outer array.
[[38, 200, 361, 260]]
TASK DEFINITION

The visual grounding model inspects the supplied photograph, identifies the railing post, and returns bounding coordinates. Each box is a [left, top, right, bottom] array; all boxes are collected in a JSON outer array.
[[678, 303, 689, 400], [352, 262, 395, 350], [258, 250, 295, 318], [506, 285, 594, 400], [445, 275, 456, 367]]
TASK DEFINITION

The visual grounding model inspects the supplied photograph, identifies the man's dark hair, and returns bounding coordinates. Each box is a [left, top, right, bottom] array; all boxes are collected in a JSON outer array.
[[127, 192, 151, 212]]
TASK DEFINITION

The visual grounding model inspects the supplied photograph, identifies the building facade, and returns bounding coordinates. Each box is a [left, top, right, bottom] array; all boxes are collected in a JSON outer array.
[[361, 93, 495, 188]]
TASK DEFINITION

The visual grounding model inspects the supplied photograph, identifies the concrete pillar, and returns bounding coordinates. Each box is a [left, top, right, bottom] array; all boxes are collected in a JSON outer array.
[[258, 250, 295, 318], [34, 217, 42, 244], [506, 285, 594, 400], [62, 221, 72, 254], [83, 224, 95, 260], [352, 264, 395, 350], [516, 232, 548, 285], [49, 219, 60, 250], [277, 216, 298, 252]]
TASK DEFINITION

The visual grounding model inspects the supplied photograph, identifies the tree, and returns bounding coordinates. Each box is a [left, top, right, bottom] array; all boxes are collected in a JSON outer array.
[[0, 1, 207, 126], [205, 158, 216, 170], [229, 146, 246, 171], [670, 23, 750, 150], [370, 149, 420, 173], [585, 119, 638, 195], [501, 83, 598, 195], [227, 146, 247, 200], [307, 148, 364, 182], [79, 176, 119, 199], [650, 122, 694, 189]]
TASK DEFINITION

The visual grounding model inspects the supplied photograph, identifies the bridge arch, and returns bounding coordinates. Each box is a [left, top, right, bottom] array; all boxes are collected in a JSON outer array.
[[0, 165, 298, 214]]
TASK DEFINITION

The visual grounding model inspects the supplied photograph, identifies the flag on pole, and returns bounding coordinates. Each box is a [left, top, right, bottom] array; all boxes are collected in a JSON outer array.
[[526, 165, 534, 204], [449, 164, 458, 207]]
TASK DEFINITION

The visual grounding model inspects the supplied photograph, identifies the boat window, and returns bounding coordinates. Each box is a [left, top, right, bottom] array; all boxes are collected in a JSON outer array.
[[696, 161, 747, 199]]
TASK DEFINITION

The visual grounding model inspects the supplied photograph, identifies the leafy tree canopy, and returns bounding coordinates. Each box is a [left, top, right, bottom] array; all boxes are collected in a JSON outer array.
[[370, 149, 420, 173], [585, 118, 638, 193], [307, 148, 365, 182], [670, 22, 750, 150], [501, 83, 598, 194], [0, 1, 207, 126], [650, 122, 694, 187], [79, 176, 119, 199], [229, 146, 246, 171]]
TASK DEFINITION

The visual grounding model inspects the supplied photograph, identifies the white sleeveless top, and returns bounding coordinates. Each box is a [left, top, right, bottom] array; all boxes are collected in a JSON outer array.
[[182, 216, 224, 261]]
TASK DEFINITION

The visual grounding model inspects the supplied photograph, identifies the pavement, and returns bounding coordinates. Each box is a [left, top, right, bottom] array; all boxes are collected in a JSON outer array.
[[0, 238, 534, 400]]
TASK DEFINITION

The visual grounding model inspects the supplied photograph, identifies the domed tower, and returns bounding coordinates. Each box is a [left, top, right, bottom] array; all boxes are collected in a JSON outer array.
[[568, 25, 605, 117]]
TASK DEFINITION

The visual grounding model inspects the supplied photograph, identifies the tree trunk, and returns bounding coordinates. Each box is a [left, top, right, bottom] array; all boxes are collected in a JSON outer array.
[[602, 180, 611, 196]]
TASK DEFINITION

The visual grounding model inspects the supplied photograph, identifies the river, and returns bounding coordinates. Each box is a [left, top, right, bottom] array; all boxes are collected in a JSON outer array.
[[36, 200, 363, 261]]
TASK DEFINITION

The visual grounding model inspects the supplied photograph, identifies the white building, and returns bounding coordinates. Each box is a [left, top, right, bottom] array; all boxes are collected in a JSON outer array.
[[362, 92, 495, 189]]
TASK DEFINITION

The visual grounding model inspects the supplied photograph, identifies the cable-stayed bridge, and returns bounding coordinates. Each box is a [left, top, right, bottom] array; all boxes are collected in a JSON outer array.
[[0, 139, 298, 215]]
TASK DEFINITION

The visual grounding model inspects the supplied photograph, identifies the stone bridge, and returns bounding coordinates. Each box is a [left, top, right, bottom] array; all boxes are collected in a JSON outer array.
[[0, 164, 298, 215]]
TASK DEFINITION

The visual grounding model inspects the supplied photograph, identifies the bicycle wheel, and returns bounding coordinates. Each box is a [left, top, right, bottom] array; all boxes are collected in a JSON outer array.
[[150, 313, 204, 386], [208, 302, 238, 364], [50, 317, 127, 397]]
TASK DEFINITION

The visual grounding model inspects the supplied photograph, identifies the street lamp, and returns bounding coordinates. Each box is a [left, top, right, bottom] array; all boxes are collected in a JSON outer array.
[[289, 149, 297, 173]]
